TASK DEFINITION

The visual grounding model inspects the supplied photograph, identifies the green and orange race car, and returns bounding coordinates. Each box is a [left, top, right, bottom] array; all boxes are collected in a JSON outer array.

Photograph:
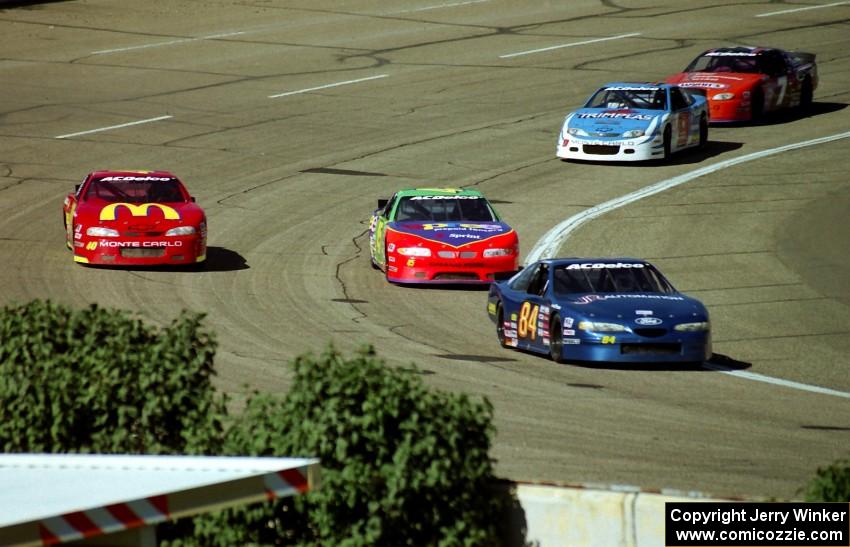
[[368, 188, 519, 284]]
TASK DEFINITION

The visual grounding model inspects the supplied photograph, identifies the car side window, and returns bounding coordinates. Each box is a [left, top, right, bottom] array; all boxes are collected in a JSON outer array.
[[670, 88, 689, 111], [509, 264, 540, 292], [383, 194, 398, 219], [760, 52, 784, 76], [526, 264, 549, 296]]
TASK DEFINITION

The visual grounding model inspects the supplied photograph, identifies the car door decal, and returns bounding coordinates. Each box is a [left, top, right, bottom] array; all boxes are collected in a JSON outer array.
[[775, 75, 788, 107], [518, 301, 539, 340]]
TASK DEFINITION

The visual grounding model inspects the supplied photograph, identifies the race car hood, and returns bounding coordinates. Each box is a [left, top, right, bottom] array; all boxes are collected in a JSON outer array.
[[562, 292, 708, 322], [387, 220, 514, 247], [566, 108, 661, 134], [75, 200, 204, 230], [666, 72, 764, 92]]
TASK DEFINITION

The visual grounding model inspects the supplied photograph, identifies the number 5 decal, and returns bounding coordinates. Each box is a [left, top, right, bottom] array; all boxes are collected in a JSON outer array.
[[518, 301, 539, 340]]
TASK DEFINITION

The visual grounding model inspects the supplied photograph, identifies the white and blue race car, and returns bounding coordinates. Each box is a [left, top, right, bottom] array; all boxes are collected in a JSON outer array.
[[556, 82, 708, 162]]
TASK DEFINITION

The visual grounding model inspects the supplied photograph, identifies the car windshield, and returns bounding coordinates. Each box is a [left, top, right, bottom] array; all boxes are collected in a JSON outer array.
[[84, 176, 186, 203], [586, 87, 667, 110], [552, 263, 675, 295], [394, 196, 497, 222], [687, 54, 760, 74]]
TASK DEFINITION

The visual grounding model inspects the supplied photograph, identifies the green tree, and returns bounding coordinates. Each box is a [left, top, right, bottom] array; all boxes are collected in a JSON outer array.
[[804, 457, 850, 502], [0, 299, 226, 454], [185, 346, 508, 546]]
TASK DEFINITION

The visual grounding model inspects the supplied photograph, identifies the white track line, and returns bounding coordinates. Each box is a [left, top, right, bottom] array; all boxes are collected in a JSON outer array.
[[703, 363, 850, 399], [526, 129, 850, 399], [268, 74, 388, 98], [92, 31, 247, 55], [756, 1, 849, 17], [54, 115, 173, 139], [500, 33, 641, 59], [526, 130, 850, 264], [392, 0, 490, 13]]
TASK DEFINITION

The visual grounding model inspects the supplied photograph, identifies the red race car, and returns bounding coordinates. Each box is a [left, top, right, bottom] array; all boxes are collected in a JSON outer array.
[[63, 170, 207, 266], [665, 46, 817, 122]]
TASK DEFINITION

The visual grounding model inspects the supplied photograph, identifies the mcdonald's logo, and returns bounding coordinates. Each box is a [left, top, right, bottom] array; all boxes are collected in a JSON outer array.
[[99, 203, 180, 221], [601, 336, 616, 344]]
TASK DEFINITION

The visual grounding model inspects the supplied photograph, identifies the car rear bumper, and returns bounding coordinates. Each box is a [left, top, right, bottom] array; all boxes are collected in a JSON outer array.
[[73, 236, 205, 266]]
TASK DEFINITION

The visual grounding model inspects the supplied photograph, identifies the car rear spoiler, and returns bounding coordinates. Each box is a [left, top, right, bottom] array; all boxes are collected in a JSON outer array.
[[791, 51, 816, 66]]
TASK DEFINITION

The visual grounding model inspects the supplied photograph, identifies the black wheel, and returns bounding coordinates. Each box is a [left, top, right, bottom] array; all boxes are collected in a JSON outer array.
[[698, 115, 708, 149], [799, 78, 813, 111], [662, 125, 672, 161], [549, 315, 566, 364], [496, 304, 509, 349], [750, 87, 764, 121]]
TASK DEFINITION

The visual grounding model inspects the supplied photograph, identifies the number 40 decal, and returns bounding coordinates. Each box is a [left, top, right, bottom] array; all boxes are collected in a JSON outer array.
[[518, 301, 539, 340]]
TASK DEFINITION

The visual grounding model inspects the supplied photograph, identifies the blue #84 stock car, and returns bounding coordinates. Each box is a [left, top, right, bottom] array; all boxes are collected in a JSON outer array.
[[487, 258, 712, 364], [556, 82, 708, 162]]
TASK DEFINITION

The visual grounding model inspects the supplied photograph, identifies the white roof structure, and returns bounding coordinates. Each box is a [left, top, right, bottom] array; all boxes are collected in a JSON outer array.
[[0, 454, 320, 546]]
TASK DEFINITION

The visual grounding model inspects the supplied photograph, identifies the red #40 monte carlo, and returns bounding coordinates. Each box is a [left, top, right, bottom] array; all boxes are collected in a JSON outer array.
[[63, 170, 207, 266]]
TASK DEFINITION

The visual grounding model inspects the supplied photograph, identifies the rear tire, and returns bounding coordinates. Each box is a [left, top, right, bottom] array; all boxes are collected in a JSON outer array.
[[799, 78, 813, 111], [496, 304, 509, 349], [698, 115, 708, 149], [549, 315, 566, 364]]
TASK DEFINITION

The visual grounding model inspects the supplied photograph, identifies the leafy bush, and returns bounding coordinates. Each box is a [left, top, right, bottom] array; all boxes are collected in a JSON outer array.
[[2, 301, 514, 545], [804, 457, 850, 502], [183, 345, 507, 546], [0, 299, 226, 454]]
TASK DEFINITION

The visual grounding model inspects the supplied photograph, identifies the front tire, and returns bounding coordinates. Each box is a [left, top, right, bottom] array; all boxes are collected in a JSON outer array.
[[549, 315, 566, 363], [662, 125, 672, 160]]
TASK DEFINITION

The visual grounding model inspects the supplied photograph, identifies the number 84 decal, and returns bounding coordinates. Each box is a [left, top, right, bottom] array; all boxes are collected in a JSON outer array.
[[518, 301, 542, 340]]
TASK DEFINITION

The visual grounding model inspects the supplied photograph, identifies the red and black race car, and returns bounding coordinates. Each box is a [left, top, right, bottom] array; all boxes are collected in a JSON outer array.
[[63, 170, 206, 266], [665, 46, 818, 122]]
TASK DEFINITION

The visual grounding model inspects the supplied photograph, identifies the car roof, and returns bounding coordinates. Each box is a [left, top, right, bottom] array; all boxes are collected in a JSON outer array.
[[394, 187, 484, 198], [538, 257, 651, 267], [88, 169, 178, 179], [598, 82, 669, 91], [701, 46, 773, 56]]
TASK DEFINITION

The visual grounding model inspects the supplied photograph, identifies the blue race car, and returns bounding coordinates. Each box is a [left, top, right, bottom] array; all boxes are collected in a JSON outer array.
[[486, 258, 712, 364], [556, 82, 708, 162]]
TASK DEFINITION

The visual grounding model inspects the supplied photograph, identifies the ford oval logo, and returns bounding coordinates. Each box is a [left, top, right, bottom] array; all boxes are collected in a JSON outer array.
[[635, 317, 662, 326]]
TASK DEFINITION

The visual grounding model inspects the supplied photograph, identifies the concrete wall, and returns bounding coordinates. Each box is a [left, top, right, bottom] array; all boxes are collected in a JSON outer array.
[[507, 481, 728, 546]]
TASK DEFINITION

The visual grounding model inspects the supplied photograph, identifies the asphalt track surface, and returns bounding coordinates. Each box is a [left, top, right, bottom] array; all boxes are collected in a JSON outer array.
[[1, 1, 848, 500]]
